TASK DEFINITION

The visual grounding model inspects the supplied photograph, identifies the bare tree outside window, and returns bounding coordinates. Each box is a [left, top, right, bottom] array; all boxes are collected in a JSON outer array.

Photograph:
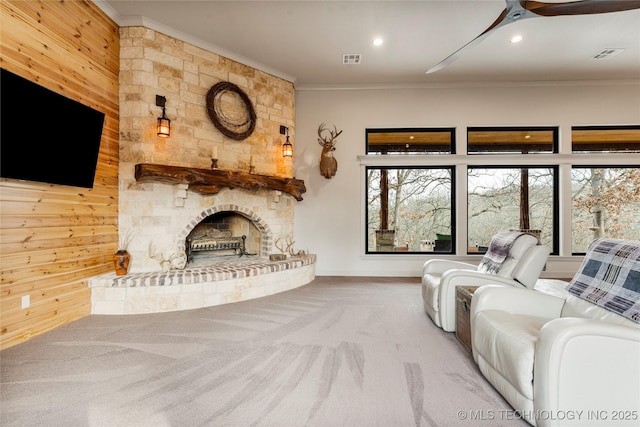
[[468, 167, 556, 252], [571, 167, 640, 253], [367, 167, 453, 253]]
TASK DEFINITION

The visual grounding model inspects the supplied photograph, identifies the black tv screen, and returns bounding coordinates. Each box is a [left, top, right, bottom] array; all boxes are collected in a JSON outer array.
[[1, 68, 105, 188]]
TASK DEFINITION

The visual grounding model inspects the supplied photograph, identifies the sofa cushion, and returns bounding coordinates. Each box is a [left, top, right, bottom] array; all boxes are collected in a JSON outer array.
[[566, 238, 640, 323], [561, 295, 640, 328], [473, 309, 548, 400]]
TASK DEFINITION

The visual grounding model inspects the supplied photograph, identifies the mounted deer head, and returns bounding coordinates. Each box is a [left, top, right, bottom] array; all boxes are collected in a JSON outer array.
[[317, 123, 342, 179]]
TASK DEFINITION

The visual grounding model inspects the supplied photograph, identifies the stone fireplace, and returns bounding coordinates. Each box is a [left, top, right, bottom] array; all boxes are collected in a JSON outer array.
[[89, 26, 315, 315], [89, 186, 316, 315], [119, 180, 292, 274], [112, 26, 302, 274]]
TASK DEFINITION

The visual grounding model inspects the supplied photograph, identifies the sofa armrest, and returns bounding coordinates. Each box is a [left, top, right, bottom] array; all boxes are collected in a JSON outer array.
[[437, 273, 557, 332], [534, 318, 640, 427], [422, 259, 476, 276], [437, 272, 513, 331], [444, 271, 525, 288], [470, 286, 565, 324]]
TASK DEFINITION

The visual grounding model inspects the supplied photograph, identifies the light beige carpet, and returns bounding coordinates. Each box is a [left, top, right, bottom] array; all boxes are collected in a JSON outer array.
[[0, 276, 527, 426]]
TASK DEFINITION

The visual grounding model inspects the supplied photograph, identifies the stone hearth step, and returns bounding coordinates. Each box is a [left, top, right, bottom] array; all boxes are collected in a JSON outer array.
[[89, 255, 316, 315]]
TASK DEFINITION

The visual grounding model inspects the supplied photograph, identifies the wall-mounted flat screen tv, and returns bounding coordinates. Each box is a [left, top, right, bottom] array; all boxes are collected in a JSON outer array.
[[1, 68, 105, 188]]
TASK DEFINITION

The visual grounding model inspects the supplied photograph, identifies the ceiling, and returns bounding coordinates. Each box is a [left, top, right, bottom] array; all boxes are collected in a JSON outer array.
[[99, 1, 640, 89]]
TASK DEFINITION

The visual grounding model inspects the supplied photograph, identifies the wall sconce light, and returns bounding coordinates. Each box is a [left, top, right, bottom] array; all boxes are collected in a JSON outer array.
[[280, 125, 293, 157], [156, 95, 171, 138]]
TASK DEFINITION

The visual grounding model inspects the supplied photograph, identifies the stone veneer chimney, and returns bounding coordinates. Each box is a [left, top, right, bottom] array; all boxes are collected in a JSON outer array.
[[118, 27, 296, 273]]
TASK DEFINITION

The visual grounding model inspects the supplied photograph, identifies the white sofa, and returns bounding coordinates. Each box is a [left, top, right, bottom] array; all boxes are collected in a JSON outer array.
[[471, 238, 640, 427], [422, 232, 549, 332]]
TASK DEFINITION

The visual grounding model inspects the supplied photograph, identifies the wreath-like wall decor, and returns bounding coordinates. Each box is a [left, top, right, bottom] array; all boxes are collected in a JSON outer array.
[[206, 81, 256, 140]]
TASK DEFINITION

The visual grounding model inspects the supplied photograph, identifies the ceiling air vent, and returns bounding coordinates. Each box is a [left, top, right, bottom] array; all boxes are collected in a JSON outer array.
[[342, 53, 361, 65], [592, 48, 624, 59]]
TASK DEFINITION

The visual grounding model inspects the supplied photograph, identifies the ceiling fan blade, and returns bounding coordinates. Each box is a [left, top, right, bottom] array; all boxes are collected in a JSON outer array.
[[427, 5, 530, 74], [425, 31, 494, 74], [525, 0, 640, 17], [426, 0, 640, 75]]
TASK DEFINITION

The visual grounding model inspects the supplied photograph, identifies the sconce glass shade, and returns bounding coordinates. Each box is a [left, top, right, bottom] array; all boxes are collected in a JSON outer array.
[[283, 136, 293, 157], [157, 109, 171, 138]]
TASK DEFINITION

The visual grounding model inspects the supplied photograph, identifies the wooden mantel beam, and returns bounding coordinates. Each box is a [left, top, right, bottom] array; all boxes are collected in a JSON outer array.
[[135, 163, 306, 201]]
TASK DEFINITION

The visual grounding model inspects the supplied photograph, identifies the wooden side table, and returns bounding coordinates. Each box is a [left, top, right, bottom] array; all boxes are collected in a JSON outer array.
[[455, 286, 478, 353]]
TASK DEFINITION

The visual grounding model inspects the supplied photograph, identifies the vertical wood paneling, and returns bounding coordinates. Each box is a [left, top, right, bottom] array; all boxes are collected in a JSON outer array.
[[0, 0, 120, 349]]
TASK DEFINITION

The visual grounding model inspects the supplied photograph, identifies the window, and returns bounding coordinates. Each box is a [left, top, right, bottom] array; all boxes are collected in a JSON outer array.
[[361, 124, 637, 258], [571, 126, 640, 253], [366, 166, 454, 253], [571, 167, 640, 253], [466, 127, 558, 254], [365, 128, 456, 254], [468, 167, 557, 253], [366, 128, 455, 154], [468, 126, 557, 154], [572, 125, 640, 153]]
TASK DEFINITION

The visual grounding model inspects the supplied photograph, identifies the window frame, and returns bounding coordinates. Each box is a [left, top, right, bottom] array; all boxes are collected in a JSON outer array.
[[570, 164, 640, 255], [571, 125, 640, 153], [366, 127, 456, 155], [467, 164, 560, 255], [364, 165, 456, 254], [358, 124, 638, 258], [467, 126, 558, 155]]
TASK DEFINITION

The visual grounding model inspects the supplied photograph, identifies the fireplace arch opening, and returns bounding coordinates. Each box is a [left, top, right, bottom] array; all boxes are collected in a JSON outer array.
[[178, 205, 273, 266]]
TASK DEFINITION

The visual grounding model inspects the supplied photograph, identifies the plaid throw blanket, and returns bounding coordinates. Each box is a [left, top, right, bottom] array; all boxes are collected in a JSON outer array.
[[567, 238, 640, 323], [477, 230, 526, 274]]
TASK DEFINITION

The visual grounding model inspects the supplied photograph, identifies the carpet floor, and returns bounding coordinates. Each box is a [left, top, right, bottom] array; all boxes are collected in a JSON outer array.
[[1, 276, 527, 427]]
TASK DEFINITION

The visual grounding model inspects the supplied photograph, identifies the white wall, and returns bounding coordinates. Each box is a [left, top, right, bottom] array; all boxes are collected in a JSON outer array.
[[293, 82, 640, 277]]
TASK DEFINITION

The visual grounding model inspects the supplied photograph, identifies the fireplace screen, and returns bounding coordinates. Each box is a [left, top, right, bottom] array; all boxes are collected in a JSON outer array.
[[187, 226, 247, 261], [185, 213, 260, 263]]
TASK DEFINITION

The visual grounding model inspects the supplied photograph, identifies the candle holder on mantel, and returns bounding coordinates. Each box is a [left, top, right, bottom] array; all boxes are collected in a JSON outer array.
[[211, 158, 218, 169], [249, 165, 255, 174]]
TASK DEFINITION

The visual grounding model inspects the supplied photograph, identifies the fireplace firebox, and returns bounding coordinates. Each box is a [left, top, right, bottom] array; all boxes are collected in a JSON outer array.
[[185, 211, 260, 264]]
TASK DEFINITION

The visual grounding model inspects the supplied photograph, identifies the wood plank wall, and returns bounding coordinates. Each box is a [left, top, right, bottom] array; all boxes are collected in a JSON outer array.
[[0, 0, 120, 349]]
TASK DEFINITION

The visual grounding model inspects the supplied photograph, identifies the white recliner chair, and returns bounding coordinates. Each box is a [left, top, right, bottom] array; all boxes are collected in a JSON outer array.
[[422, 231, 549, 332], [471, 238, 640, 427]]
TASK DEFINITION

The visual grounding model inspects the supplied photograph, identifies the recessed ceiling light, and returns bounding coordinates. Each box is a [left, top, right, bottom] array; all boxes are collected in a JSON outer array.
[[373, 37, 384, 47], [510, 35, 523, 44]]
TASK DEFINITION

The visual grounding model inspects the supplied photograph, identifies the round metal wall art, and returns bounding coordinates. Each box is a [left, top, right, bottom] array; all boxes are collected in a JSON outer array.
[[206, 81, 256, 140]]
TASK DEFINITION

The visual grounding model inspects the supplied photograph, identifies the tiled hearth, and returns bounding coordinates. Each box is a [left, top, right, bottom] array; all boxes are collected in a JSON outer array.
[[89, 255, 316, 315]]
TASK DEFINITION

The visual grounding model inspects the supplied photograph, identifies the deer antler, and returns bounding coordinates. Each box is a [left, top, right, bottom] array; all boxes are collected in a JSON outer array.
[[275, 238, 287, 254], [318, 123, 343, 147], [276, 237, 298, 255], [286, 237, 296, 256]]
